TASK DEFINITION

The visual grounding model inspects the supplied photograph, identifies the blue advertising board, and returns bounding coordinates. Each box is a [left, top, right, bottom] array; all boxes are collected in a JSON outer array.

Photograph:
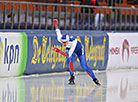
[[24, 30, 109, 74]]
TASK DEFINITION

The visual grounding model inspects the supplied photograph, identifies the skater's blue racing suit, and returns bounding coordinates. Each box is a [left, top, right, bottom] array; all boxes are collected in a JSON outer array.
[[55, 28, 96, 79]]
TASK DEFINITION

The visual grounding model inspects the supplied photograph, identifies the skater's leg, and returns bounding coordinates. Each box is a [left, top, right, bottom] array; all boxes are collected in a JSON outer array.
[[79, 55, 96, 79], [79, 55, 101, 86], [66, 57, 74, 76], [66, 55, 75, 84]]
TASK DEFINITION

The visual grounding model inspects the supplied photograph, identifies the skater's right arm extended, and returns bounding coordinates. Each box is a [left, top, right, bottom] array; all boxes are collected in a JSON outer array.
[[53, 19, 62, 43], [53, 47, 68, 57]]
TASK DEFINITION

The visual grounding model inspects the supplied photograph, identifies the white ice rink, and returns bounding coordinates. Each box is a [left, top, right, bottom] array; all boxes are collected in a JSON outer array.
[[0, 68, 138, 102]]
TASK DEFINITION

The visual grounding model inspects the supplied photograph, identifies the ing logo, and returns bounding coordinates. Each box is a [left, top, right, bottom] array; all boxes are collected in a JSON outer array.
[[122, 39, 129, 62], [0, 37, 3, 63]]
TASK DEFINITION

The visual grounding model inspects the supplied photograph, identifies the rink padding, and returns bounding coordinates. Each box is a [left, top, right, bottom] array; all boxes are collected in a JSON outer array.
[[1, 30, 137, 76], [0, 30, 108, 76], [107, 32, 138, 70]]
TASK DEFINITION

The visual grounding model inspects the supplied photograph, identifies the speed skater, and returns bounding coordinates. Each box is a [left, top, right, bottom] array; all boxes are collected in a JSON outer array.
[[52, 19, 101, 86]]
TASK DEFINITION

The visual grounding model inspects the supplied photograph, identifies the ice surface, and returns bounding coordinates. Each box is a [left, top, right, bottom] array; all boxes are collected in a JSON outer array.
[[0, 69, 138, 102]]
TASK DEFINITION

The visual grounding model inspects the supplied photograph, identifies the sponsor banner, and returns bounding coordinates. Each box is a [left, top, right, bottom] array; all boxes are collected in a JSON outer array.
[[107, 32, 138, 69], [24, 30, 108, 74], [0, 32, 27, 76]]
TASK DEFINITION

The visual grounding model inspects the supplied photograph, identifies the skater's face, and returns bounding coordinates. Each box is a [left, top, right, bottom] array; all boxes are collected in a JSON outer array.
[[62, 41, 68, 47]]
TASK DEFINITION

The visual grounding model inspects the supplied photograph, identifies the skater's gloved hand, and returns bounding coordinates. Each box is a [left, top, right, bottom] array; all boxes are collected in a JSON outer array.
[[53, 19, 59, 29], [93, 78, 101, 86], [53, 47, 60, 53], [53, 19, 57, 24]]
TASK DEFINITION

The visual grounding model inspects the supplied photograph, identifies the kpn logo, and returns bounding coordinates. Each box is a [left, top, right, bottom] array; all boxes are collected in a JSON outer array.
[[4, 38, 20, 71], [0, 37, 3, 64], [0, 37, 20, 71]]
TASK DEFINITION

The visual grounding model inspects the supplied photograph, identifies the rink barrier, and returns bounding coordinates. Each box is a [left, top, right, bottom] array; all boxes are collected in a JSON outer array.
[[0, 30, 108, 76], [0, 32, 27, 76], [107, 32, 138, 70]]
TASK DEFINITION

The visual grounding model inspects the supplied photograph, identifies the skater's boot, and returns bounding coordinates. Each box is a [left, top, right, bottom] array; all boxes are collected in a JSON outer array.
[[93, 78, 101, 86], [69, 75, 75, 85]]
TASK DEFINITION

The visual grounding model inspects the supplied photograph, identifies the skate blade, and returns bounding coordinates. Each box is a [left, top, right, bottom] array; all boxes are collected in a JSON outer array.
[[69, 81, 75, 85], [97, 83, 101, 86]]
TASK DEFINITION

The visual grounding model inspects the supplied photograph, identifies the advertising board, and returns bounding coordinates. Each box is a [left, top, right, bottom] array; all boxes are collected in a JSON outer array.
[[107, 32, 138, 69], [0, 32, 27, 76], [24, 30, 108, 75]]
